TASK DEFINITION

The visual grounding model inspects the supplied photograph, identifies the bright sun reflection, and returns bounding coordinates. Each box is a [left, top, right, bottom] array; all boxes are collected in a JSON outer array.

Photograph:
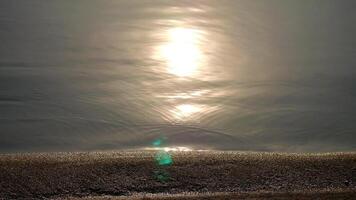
[[163, 146, 192, 152], [172, 104, 203, 120], [158, 28, 203, 77], [144, 146, 193, 152]]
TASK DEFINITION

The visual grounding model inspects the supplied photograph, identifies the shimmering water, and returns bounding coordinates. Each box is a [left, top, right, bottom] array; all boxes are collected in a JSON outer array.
[[0, 0, 355, 152]]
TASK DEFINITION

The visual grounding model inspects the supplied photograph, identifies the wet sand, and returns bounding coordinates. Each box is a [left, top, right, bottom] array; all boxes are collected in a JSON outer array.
[[0, 151, 355, 199]]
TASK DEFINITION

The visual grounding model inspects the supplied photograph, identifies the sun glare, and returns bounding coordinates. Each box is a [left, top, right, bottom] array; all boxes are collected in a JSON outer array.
[[144, 146, 193, 152], [172, 104, 203, 120], [158, 28, 204, 77]]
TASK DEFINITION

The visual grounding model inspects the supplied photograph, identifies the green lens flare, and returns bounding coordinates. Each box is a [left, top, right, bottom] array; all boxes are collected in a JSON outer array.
[[152, 139, 162, 147], [154, 170, 170, 182], [152, 138, 172, 182], [155, 151, 173, 166]]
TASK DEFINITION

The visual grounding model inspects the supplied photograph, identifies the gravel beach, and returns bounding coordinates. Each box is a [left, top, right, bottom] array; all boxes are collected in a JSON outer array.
[[0, 151, 355, 199]]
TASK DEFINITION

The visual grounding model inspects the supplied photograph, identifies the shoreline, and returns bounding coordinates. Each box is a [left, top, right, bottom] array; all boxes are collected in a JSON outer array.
[[1, 151, 355, 199], [60, 190, 356, 200]]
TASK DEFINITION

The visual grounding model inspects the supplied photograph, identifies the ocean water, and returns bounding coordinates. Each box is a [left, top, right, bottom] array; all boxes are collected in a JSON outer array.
[[0, 0, 355, 152]]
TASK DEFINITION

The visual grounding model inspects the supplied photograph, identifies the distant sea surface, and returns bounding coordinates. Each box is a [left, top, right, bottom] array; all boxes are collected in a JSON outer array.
[[0, 0, 355, 152]]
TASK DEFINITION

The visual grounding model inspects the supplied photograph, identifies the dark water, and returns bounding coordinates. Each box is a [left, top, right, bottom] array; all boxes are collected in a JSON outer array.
[[0, 0, 355, 153]]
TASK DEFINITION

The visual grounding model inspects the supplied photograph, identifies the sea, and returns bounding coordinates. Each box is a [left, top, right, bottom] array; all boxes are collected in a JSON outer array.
[[0, 0, 355, 152]]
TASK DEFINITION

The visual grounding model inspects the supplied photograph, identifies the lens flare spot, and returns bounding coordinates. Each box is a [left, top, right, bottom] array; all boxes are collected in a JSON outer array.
[[155, 151, 173, 166]]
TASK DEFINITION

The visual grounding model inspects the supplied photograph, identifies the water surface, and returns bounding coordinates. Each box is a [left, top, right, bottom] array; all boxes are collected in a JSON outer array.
[[0, 0, 355, 152]]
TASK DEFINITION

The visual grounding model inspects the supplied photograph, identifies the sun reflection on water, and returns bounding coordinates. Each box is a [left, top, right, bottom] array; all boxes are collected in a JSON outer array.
[[152, 26, 216, 122], [156, 27, 204, 77], [146, 146, 193, 152], [172, 104, 204, 120]]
